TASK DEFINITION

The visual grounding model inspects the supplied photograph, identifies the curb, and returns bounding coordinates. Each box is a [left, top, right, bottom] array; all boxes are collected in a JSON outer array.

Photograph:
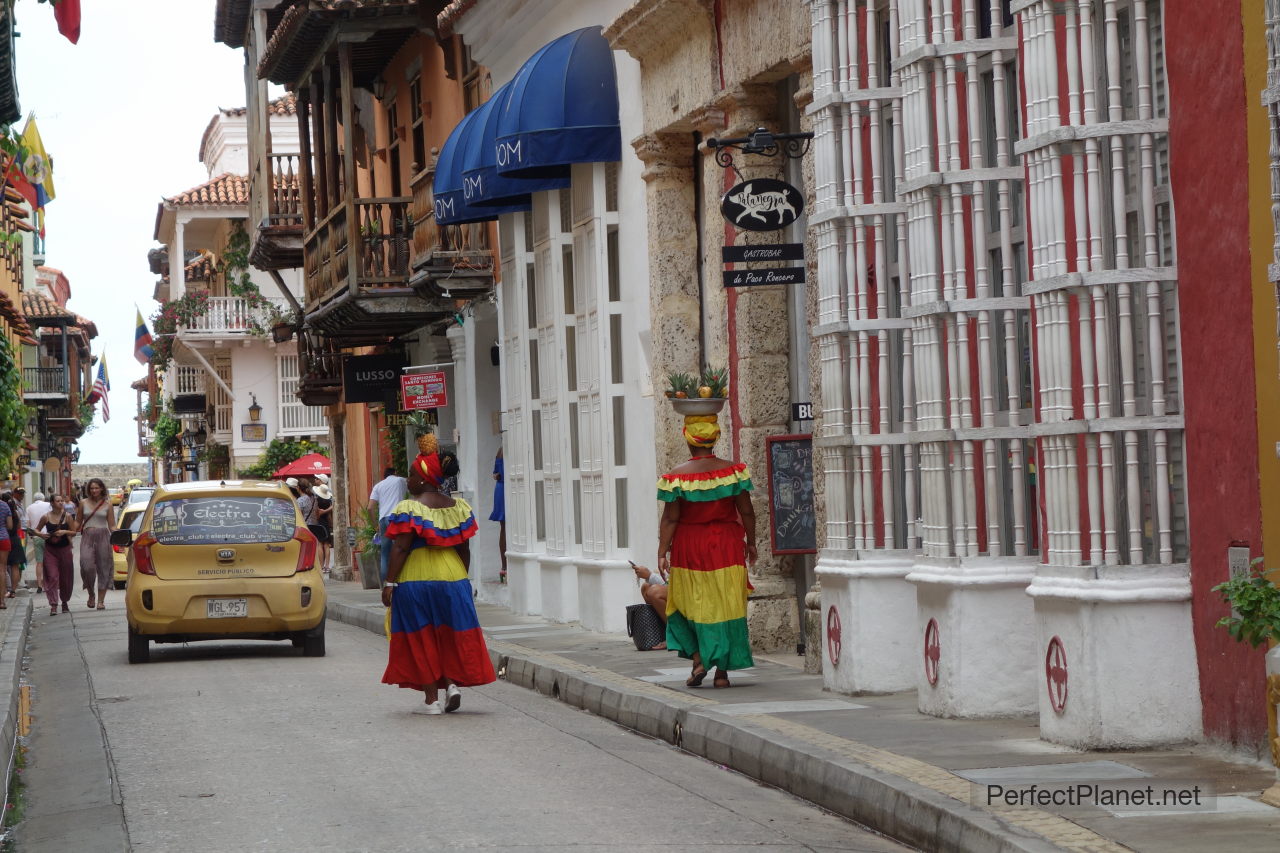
[[0, 598, 33, 804], [328, 600, 1074, 853]]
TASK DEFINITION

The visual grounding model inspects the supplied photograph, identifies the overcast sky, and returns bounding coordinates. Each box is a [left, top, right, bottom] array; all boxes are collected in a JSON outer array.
[[15, 0, 247, 464]]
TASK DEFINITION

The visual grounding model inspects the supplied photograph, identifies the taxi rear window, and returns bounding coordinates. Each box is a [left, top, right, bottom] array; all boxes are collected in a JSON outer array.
[[150, 497, 295, 545]]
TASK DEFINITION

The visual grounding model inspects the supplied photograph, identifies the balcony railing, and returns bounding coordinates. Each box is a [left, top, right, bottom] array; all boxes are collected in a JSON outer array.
[[303, 197, 412, 308], [22, 366, 68, 396], [177, 296, 289, 338], [409, 168, 494, 275], [172, 365, 206, 396], [296, 329, 343, 407], [268, 153, 303, 226]]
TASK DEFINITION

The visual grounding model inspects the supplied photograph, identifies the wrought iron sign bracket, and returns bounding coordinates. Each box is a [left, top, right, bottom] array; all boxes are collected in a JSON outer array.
[[705, 127, 814, 178]]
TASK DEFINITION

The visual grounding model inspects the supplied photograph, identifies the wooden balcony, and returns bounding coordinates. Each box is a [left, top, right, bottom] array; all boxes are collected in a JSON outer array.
[[409, 168, 495, 298], [45, 402, 84, 437], [302, 196, 456, 345], [296, 329, 343, 407], [22, 366, 69, 400], [250, 153, 306, 270]]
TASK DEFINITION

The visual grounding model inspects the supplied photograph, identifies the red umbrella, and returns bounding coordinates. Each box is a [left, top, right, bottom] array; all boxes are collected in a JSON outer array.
[[273, 453, 332, 478]]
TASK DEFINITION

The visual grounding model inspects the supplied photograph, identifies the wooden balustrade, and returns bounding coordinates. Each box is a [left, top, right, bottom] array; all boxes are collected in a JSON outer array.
[[22, 366, 68, 395], [355, 197, 412, 286], [268, 153, 303, 226]]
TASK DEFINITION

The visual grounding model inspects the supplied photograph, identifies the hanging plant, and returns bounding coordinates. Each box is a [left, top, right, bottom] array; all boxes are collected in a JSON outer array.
[[150, 290, 212, 373], [152, 410, 181, 458], [0, 337, 31, 463]]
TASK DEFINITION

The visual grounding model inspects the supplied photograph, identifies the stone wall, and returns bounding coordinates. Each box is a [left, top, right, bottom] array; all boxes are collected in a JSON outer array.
[[608, 0, 813, 651], [70, 463, 152, 492]]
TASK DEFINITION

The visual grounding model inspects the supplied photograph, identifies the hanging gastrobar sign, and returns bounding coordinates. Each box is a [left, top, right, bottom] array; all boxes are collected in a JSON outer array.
[[722, 267, 805, 288], [720, 178, 804, 232]]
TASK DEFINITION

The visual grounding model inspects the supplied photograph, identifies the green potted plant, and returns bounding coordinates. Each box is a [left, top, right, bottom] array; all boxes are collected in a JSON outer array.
[[351, 502, 382, 590], [1213, 559, 1280, 648]]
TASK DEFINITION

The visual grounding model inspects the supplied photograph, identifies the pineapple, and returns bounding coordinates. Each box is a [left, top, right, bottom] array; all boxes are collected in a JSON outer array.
[[700, 366, 729, 398], [408, 411, 437, 455]]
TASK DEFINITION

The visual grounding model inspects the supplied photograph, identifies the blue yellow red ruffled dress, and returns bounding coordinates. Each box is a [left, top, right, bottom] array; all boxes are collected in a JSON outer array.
[[657, 463, 755, 671], [381, 497, 496, 690]]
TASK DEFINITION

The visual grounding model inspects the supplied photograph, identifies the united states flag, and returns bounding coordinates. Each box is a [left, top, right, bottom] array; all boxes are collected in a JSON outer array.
[[89, 356, 110, 422]]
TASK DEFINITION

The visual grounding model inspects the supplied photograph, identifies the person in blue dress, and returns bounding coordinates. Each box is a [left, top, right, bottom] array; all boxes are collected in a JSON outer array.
[[490, 446, 506, 582]]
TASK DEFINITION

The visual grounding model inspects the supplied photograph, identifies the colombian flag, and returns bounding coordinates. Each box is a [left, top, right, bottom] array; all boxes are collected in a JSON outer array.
[[9, 117, 55, 210], [134, 309, 155, 364]]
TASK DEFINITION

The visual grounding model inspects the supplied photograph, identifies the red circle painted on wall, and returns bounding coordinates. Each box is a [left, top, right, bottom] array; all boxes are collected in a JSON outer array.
[[924, 618, 940, 686], [826, 605, 842, 666], [1046, 636, 1068, 714]]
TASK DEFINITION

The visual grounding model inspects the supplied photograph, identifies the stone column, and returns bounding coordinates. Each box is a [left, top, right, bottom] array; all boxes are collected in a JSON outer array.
[[329, 410, 352, 581], [634, 131, 703, 477], [714, 85, 800, 652]]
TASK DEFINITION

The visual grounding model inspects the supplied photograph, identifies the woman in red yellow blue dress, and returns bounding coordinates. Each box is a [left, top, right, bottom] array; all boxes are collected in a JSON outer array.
[[657, 414, 757, 688], [381, 446, 496, 714]]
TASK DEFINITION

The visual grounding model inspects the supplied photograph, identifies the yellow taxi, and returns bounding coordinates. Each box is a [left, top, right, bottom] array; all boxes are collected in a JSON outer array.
[[113, 480, 326, 664], [112, 496, 153, 589]]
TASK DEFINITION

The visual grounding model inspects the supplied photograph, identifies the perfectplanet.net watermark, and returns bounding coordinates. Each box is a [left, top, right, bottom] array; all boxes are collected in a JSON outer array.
[[975, 782, 1213, 813]]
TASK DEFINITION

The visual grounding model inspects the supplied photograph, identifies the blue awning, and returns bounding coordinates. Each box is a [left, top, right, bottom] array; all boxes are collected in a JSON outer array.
[[495, 26, 621, 179], [433, 100, 530, 226], [461, 82, 569, 208]]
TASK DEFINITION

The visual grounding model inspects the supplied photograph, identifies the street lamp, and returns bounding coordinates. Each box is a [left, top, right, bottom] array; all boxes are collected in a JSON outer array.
[[194, 422, 208, 447], [248, 394, 262, 422], [181, 428, 197, 450]]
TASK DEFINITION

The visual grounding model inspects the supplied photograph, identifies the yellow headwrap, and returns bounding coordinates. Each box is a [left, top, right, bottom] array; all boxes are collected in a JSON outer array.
[[682, 414, 720, 448]]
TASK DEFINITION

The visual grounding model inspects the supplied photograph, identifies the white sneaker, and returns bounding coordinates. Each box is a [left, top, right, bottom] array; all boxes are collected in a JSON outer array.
[[413, 701, 444, 715], [444, 684, 461, 713]]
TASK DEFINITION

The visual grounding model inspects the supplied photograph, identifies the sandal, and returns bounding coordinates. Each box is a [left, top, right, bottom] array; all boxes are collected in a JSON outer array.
[[87, 595, 95, 609], [49, 606, 56, 616], [97, 603, 105, 610], [713, 671, 731, 689], [686, 664, 708, 687]]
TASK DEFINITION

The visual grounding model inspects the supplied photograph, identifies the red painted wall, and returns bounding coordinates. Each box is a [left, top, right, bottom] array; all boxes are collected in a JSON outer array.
[[1164, 0, 1267, 743]]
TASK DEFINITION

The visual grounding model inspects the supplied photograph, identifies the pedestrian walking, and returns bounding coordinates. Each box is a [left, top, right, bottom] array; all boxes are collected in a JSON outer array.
[[490, 446, 507, 583], [36, 494, 75, 615], [25, 491, 51, 592], [0, 493, 12, 607], [368, 466, 407, 582], [76, 478, 116, 610], [656, 412, 757, 688], [381, 442, 495, 714], [313, 482, 333, 572], [3, 493, 26, 597]]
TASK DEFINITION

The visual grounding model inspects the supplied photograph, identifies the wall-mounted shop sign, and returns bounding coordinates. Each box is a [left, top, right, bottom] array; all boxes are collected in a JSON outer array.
[[240, 423, 267, 442], [343, 354, 407, 404], [792, 402, 814, 422], [386, 410, 437, 427], [401, 371, 448, 411], [723, 267, 806, 288], [722, 243, 805, 263], [720, 179, 804, 232]]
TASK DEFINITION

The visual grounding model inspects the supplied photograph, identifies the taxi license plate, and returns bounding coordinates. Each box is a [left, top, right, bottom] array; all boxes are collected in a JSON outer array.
[[206, 598, 248, 619]]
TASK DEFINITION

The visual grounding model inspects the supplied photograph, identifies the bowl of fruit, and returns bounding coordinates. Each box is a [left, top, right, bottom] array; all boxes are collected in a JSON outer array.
[[667, 366, 729, 415]]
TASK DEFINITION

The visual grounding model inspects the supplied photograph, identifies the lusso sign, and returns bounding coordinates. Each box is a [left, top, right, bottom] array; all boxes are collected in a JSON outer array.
[[343, 354, 407, 404], [720, 178, 804, 232]]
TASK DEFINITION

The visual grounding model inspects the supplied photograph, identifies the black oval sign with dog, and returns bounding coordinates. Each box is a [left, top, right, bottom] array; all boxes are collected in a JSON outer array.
[[720, 178, 804, 232]]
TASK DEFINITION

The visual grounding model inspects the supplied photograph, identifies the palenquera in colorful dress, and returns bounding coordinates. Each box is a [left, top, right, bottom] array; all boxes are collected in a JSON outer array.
[[657, 461, 756, 674], [381, 493, 496, 692]]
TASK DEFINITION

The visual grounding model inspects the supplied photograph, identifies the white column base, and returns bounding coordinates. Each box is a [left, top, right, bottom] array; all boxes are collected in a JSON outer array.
[[508, 551, 543, 616], [538, 556, 579, 624], [1029, 571, 1202, 748], [909, 557, 1038, 718], [817, 552, 917, 694], [575, 559, 635, 634]]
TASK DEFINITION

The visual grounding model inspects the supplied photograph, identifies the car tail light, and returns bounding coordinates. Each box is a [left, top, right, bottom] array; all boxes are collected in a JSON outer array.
[[132, 532, 158, 575], [112, 544, 125, 554], [293, 526, 317, 572]]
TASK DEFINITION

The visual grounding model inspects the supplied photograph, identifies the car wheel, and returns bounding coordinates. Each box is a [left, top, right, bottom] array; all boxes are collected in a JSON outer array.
[[301, 618, 325, 657], [127, 626, 150, 664], [291, 637, 305, 648]]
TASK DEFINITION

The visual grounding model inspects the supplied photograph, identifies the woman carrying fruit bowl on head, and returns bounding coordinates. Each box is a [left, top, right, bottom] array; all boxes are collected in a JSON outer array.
[[657, 368, 756, 689]]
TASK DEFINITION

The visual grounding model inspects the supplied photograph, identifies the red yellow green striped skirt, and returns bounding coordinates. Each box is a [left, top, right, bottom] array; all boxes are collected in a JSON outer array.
[[664, 519, 754, 672]]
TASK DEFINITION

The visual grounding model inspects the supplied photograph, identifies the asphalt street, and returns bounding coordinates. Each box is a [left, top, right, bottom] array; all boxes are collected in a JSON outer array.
[[12, 601, 911, 852]]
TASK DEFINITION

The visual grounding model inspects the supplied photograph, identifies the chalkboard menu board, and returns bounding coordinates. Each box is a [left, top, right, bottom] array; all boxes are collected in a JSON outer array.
[[766, 434, 816, 554]]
